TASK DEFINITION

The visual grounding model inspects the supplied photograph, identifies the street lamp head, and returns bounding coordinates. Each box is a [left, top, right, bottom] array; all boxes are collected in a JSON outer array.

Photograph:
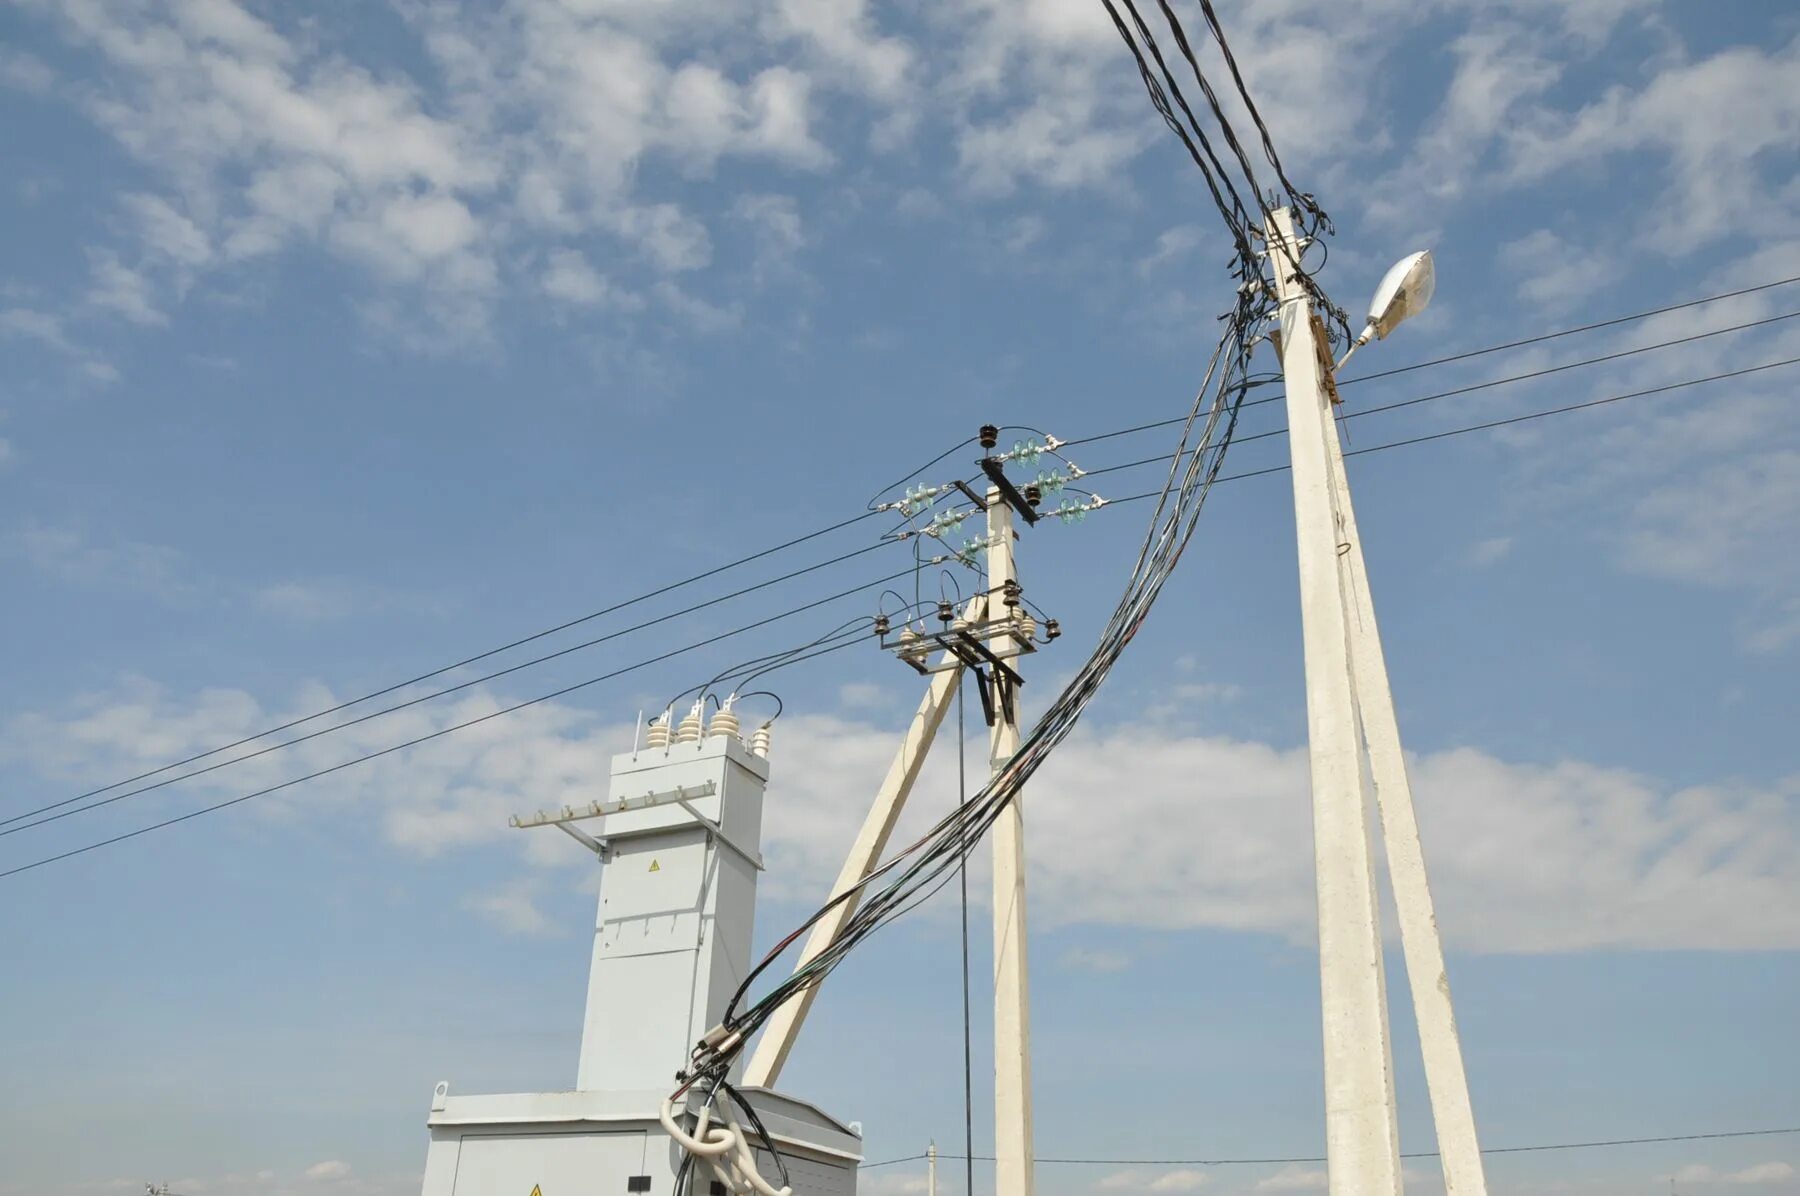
[[1335, 249, 1434, 371], [1363, 250, 1435, 343]]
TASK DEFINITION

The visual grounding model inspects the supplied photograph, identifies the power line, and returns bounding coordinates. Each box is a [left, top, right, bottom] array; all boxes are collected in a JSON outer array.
[[859, 1125, 1800, 1170], [3, 506, 885, 826], [1080, 309, 1800, 481], [1102, 355, 1800, 504], [0, 564, 922, 882], [31, 276, 1795, 831], [2, 540, 902, 837], [21, 354, 1793, 876], [1060, 273, 1800, 450]]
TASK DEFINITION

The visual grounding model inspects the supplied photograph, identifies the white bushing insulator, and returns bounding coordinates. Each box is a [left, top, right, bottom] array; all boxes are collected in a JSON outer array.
[[675, 705, 704, 744], [897, 626, 924, 660], [750, 723, 772, 758], [951, 617, 970, 634], [1015, 612, 1037, 643], [645, 716, 672, 749], [708, 708, 741, 741]]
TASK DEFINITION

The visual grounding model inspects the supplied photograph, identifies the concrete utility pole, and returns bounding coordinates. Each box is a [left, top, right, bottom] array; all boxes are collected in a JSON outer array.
[[987, 486, 1036, 1196], [1268, 206, 1488, 1196], [1269, 206, 1403, 1196], [928, 1140, 939, 1196]]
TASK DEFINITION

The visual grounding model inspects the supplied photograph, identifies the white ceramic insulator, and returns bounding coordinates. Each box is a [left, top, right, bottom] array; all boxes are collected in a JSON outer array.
[[1015, 612, 1037, 642], [898, 626, 924, 660], [750, 723, 772, 758], [709, 708, 741, 741], [675, 705, 704, 744], [645, 717, 671, 749]]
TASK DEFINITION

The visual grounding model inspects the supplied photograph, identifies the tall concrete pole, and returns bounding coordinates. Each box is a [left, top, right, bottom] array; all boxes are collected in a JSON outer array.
[[987, 485, 1035, 1196], [1268, 206, 1402, 1196], [1320, 386, 1490, 1196]]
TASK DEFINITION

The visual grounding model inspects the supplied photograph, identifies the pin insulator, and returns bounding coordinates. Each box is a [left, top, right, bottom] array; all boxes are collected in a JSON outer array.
[[1024, 483, 1042, 507], [1045, 618, 1061, 641], [979, 424, 999, 449], [1002, 579, 1021, 608], [936, 599, 954, 624], [874, 614, 890, 636]]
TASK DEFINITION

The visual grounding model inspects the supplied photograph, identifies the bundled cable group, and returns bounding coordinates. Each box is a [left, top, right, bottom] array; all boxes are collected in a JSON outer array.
[[658, 4, 1358, 1191]]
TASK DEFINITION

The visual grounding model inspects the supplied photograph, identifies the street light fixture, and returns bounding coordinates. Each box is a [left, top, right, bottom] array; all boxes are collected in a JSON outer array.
[[1336, 249, 1435, 370]]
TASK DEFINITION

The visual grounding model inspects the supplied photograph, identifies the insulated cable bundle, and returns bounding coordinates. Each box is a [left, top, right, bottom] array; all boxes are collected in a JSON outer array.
[[660, 5, 1354, 1191], [668, 297, 1267, 1137]]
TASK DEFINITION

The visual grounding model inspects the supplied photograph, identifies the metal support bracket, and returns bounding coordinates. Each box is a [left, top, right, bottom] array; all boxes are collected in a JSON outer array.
[[979, 458, 1040, 525], [555, 822, 609, 858], [675, 799, 765, 872]]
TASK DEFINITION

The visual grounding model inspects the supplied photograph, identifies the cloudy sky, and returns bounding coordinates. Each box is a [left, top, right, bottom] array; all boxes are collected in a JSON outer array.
[[1, 1, 1797, 1195]]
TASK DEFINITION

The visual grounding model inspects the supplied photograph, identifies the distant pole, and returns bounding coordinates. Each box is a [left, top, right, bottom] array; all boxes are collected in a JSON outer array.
[[929, 1140, 939, 1196], [1267, 205, 1403, 1196], [987, 484, 1035, 1196]]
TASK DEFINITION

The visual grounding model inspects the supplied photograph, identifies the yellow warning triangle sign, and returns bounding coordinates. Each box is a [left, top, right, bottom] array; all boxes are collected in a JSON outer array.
[[648, 859, 661, 872], [531, 1186, 542, 1196]]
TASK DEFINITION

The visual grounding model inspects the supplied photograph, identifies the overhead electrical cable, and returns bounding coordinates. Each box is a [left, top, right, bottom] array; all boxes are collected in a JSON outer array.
[[0, 563, 930, 881], [2, 540, 905, 838], [4, 507, 889, 827], [31, 276, 1792, 833], [1058, 282, 1800, 450], [1099, 355, 1800, 504], [857, 1123, 1800, 1169], [1075, 313, 1800, 482]]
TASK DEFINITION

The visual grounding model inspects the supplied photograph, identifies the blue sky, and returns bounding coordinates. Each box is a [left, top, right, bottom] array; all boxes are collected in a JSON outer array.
[[1, 1, 1797, 1195]]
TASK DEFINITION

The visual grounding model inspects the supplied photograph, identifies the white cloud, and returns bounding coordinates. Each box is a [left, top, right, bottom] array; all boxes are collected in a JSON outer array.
[[1001, 214, 1048, 254], [86, 251, 166, 325], [1726, 1162, 1796, 1183], [0, 306, 120, 382], [0, 46, 56, 94], [733, 193, 807, 283], [0, 306, 74, 353], [1503, 34, 1800, 252], [9, 522, 192, 601], [1098, 1170, 1209, 1193], [254, 581, 357, 622], [8, 686, 1797, 954], [1254, 1167, 1327, 1192], [1670, 1161, 1797, 1185], [302, 1161, 351, 1182], [546, 246, 610, 296], [1059, 946, 1131, 973], [463, 882, 555, 938], [1465, 536, 1513, 568], [764, 0, 912, 103], [1366, 24, 1561, 232], [1500, 230, 1618, 312], [1137, 226, 1204, 276]]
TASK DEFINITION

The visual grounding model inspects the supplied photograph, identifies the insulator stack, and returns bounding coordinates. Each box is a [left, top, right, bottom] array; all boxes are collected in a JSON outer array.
[[898, 625, 924, 662], [645, 715, 672, 749], [708, 707, 741, 741], [750, 723, 772, 758], [1015, 612, 1037, 642], [675, 704, 704, 744]]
